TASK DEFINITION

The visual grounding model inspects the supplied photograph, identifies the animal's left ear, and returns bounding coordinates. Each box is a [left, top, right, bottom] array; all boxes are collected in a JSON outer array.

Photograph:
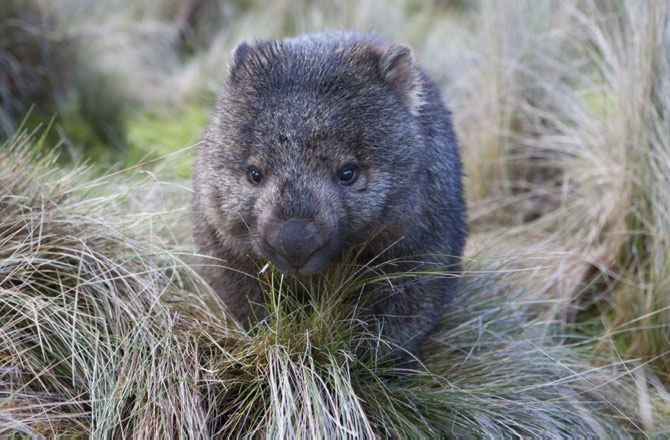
[[378, 44, 424, 116]]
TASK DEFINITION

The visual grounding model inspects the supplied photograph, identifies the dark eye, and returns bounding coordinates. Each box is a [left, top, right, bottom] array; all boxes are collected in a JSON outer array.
[[337, 164, 359, 186], [247, 165, 263, 184]]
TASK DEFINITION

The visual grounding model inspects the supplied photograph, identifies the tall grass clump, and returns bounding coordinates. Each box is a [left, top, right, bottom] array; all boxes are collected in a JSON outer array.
[[575, 1, 670, 381], [441, 1, 670, 381], [0, 134, 234, 437], [3, 136, 669, 436]]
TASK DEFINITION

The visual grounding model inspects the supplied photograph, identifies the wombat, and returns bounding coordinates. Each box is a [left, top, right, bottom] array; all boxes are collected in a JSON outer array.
[[193, 31, 466, 358]]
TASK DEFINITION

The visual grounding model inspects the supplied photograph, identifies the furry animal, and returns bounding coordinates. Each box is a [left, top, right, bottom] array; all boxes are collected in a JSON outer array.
[[193, 31, 466, 358]]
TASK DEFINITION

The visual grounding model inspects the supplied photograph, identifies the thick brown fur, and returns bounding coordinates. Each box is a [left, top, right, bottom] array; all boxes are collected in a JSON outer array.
[[193, 31, 466, 359]]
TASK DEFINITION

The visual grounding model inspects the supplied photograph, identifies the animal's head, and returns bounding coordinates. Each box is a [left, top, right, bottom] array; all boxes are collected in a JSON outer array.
[[196, 35, 426, 274]]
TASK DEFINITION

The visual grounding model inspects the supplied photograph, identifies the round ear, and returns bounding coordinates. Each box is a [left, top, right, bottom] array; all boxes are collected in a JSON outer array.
[[228, 41, 253, 83], [380, 45, 413, 91], [376, 44, 424, 116]]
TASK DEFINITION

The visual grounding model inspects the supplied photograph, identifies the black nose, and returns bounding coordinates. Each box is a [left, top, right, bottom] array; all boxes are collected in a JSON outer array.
[[266, 219, 325, 268]]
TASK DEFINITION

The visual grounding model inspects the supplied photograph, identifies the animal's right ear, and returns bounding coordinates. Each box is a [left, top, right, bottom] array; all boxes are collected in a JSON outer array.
[[228, 41, 253, 83]]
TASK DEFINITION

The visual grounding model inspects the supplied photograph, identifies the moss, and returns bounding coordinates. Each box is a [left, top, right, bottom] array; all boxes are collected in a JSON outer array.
[[126, 105, 209, 178]]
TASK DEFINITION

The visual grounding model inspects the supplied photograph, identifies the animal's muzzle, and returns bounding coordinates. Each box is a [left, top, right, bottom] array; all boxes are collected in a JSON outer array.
[[264, 219, 328, 269]]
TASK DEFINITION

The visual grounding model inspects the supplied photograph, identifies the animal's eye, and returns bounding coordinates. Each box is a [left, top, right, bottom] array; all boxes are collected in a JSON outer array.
[[337, 164, 359, 186], [247, 165, 263, 184]]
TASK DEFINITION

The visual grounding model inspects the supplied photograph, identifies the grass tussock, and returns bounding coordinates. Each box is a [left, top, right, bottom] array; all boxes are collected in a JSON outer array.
[[0, 135, 233, 436], [2, 138, 669, 437], [449, 1, 670, 382]]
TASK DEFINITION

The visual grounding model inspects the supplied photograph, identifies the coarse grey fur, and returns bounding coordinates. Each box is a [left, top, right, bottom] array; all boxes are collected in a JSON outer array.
[[193, 31, 466, 359]]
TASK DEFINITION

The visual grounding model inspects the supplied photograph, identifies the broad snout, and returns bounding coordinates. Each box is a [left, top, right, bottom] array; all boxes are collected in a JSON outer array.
[[263, 219, 329, 271]]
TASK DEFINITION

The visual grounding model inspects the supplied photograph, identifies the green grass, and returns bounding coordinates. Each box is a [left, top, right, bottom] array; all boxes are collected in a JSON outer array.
[[126, 105, 209, 178]]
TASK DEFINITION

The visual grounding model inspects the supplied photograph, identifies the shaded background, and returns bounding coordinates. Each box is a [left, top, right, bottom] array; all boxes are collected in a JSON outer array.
[[1, 0, 472, 175]]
